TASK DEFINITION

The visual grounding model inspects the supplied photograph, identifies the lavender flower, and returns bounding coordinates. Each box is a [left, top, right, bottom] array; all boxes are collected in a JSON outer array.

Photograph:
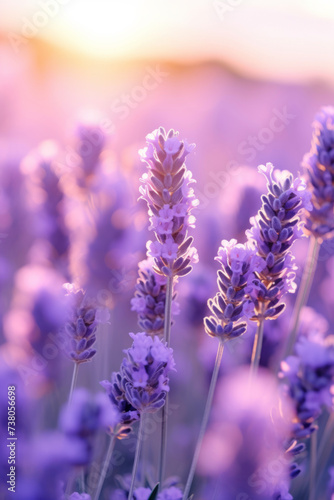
[[68, 493, 92, 500], [280, 331, 334, 440], [60, 283, 109, 364], [75, 119, 106, 183], [102, 332, 175, 416], [22, 141, 70, 274], [131, 258, 180, 336], [198, 368, 293, 500], [204, 239, 260, 341], [59, 388, 120, 466], [100, 372, 140, 428], [75, 168, 135, 300], [246, 162, 312, 320], [302, 106, 334, 239], [139, 128, 199, 278], [110, 484, 182, 500]]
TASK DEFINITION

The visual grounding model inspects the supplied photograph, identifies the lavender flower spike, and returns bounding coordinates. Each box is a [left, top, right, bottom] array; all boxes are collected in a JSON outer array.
[[303, 106, 334, 239], [246, 162, 312, 321], [61, 283, 109, 364], [204, 239, 259, 342], [121, 332, 175, 414], [131, 258, 180, 337], [140, 128, 199, 278]]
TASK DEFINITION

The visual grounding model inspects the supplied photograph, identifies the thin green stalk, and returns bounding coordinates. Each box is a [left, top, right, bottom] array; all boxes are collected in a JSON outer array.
[[158, 275, 173, 488], [69, 362, 80, 404], [94, 434, 116, 500], [128, 418, 145, 500], [315, 413, 334, 492], [163, 275, 173, 345], [285, 236, 319, 356], [309, 430, 317, 500], [65, 363, 81, 496], [249, 316, 265, 381], [182, 340, 225, 500]]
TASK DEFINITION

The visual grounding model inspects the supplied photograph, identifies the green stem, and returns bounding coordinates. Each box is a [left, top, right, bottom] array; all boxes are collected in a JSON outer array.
[[249, 316, 265, 381], [182, 340, 225, 500], [285, 236, 319, 357], [163, 276, 173, 345], [69, 362, 79, 404], [309, 430, 317, 500], [128, 418, 145, 500], [315, 412, 334, 492], [158, 275, 174, 488], [94, 434, 116, 500]]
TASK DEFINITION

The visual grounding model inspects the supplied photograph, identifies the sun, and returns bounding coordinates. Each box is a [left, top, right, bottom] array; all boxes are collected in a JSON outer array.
[[48, 1, 141, 58]]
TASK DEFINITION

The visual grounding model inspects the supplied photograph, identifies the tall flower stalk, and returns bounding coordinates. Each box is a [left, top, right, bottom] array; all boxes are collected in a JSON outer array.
[[286, 107, 334, 355], [102, 332, 175, 500], [182, 239, 257, 500], [246, 162, 311, 375], [139, 127, 198, 487], [60, 284, 109, 402]]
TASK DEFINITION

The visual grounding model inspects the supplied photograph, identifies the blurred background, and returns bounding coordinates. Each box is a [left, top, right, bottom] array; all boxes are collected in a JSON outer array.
[[1, 1, 334, 498]]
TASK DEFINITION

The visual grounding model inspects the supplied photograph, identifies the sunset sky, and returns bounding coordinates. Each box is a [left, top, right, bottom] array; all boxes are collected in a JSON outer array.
[[1, 0, 334, 84]]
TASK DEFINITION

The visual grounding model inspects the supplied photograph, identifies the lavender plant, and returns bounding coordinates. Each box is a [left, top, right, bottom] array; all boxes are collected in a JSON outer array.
[[246, 162, 311, 374], [280, 328, 334, 499], [286, 107, 334, 356], [60, 283, 109, 402], [131, 258, 180, 337], [182, 239, 259, 499], [139, 127, 198, 487], [100, 332, 175, 500]]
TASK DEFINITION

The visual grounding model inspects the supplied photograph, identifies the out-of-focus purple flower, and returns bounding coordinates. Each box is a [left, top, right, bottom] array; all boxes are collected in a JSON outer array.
[[102, 332, 175, 417], [178, 264, 216, 328], [70, 165, 136, 301], [69, 493, 92, 500], [131, 258, 179, 336], [0, 159, 35, 339], [60, 283, 109, 364], [302, 106, 334, 239], [198, 368, 293, 500], [204, 239, 259, 341], [157, 487, 183, 500], [74, 119, 106, 184], [328, 466, 334, 499], [59, 388, 120, 466], [140, 127, 199, 278], [21, 141, 70, 275], [110, 484, 182, 499], [246, 162, 310, 320], [3, 265, 67, 386], [280, 329, 334, 440]]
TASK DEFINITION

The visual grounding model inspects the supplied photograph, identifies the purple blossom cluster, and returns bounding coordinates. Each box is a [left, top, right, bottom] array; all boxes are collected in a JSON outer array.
[[59, 388, 120, 466], [22, 141, 70, 274], [280, 330, 334, 440], [60, 283, 108, 364], [131, 258, 180, 336], [102, 332, 175, 416], [303, 106, 334, 239], [246, 162, 312, 320], [204, 239, 259, 341], [140, 128, 199, 278], [111, 486, 182, 500]]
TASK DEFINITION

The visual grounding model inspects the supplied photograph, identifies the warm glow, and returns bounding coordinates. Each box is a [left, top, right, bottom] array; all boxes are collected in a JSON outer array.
[[51, 1, 140, 58]]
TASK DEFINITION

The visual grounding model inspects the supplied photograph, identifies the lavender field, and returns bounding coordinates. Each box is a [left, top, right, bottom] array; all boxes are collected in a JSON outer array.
[[1, 2, 334, 499]]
